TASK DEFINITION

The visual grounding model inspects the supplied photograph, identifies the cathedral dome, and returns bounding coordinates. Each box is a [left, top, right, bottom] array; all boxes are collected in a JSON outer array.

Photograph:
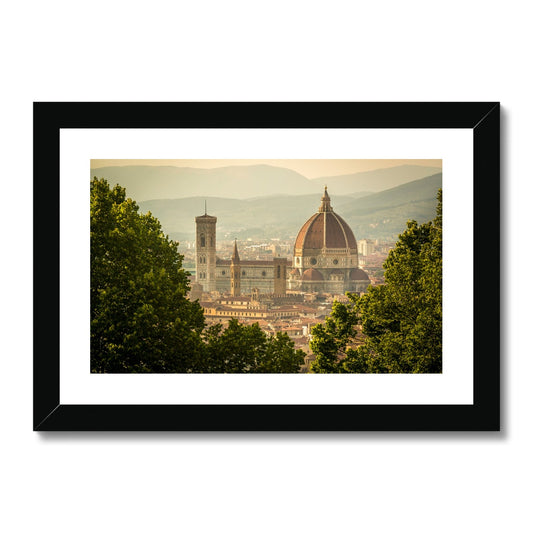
[[349, 268, 370, 281], [289, 187, 370, 295], [294, 187, 357, 251], [302, 268, 324, 281]]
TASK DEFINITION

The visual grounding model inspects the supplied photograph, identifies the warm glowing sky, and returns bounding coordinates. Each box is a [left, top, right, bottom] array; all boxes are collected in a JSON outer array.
[[90, 159, 442, 179]]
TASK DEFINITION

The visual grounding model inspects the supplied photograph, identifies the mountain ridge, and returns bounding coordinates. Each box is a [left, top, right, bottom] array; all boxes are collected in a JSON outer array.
[[91, 163, 441, 201], [137, 173, 442, 243]]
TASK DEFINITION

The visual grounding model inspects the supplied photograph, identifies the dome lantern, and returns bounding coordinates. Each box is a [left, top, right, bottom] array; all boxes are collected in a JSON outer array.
[[318, 186, 333, 213]]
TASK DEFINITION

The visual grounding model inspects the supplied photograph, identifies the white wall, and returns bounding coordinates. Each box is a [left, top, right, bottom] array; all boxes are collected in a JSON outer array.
[[1, 1, 528, 532]]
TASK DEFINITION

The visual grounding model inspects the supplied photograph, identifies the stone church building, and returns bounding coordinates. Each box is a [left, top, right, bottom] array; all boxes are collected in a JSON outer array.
[[195, 187, 369, 296], [195, 212, 288, 296], [288, 187, 370, 294]]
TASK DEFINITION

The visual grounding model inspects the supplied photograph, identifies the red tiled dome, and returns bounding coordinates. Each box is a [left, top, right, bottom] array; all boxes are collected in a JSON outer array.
[[349, 268, 369, 281], [302, 268, 324, 281], [294, 188, 357, 251]]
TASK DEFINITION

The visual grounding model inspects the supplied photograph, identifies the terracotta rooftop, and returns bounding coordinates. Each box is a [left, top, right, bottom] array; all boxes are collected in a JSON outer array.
[[217, 259, 287, 266], [349, 268, 370, 280], [301, 268, 324, 281]]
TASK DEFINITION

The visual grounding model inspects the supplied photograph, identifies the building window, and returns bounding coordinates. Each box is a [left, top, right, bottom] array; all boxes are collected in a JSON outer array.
[[262, 271, 266, 276], [200, 234, 205, 247], [277, 265, 281, 278], [333, 258, 338, 265], [221, 270, 226, 276], [242, 270, 246, 276], [310, 257, 317, 265]]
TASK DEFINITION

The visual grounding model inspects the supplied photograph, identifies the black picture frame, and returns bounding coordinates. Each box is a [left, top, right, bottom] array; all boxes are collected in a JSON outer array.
[[34, 102, 500, 431]]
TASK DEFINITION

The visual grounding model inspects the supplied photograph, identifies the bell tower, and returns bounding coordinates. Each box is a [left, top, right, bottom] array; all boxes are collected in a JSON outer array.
[[195, 206, 217, 293]]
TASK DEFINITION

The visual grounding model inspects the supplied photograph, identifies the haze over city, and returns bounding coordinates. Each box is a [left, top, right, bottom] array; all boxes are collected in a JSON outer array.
[[91, 158, 442, 179], [90, 159, 443, 243]]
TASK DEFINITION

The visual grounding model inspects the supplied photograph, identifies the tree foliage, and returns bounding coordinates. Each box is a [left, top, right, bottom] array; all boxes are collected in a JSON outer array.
[[91, 178, 305, 374], [199, 319, 305, 373], [310, 190, 442, 374], [91, 177, 205, 372]]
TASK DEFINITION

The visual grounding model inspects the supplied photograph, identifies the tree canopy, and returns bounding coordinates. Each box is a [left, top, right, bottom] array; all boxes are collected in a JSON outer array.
[[90, 178, 304, 374], [91, 177, 205, 372], [310, 190, 442, 374], [200, 319, 305, 373]]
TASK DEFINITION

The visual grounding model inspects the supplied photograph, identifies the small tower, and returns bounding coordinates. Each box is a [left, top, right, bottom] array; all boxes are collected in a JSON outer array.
[[195, 206, 217, 293], [230, 239, 241, 297], [251, 288, 260, 303], [273, 257, 287, 296], [318, 186, 333, 213]]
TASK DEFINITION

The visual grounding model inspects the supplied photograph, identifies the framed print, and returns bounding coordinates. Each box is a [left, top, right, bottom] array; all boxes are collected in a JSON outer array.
[[33, 102, 500, 431]]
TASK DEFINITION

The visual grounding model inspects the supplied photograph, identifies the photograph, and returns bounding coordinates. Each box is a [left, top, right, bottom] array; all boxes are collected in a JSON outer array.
[[90, 158, 442, 375], [34, 101, 498, 430]]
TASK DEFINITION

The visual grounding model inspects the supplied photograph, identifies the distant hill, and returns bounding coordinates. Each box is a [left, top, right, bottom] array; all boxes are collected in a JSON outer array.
[[138, 173, 442, 243], [342, 172, 442, 216], [139, 193, 359, 242], [91, 163, 441, 201], [314, 164, 441, 194], [342, 173, 442, 240], [90, 164, 323, 201]]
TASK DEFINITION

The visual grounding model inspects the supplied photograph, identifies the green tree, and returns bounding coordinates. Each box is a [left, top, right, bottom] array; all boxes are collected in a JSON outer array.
[[199, 319, 305, 373], [91, 177, 205, 372], [91, 178, 306, 374], [310, 190, 442, 374]]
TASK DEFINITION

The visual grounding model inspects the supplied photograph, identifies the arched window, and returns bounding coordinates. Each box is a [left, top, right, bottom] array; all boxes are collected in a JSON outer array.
[[200, 234, 205, 247]]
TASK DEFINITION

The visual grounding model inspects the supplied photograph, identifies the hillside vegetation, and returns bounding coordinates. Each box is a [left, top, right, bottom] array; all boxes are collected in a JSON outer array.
[[138, 173, 442, 242]]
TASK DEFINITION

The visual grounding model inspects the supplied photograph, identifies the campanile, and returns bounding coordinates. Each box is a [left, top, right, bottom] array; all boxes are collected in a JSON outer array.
[[195, 210, 217, 292]]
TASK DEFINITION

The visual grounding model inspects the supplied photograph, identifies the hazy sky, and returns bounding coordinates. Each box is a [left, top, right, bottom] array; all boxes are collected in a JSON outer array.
[[90, 159, 442, 179]]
